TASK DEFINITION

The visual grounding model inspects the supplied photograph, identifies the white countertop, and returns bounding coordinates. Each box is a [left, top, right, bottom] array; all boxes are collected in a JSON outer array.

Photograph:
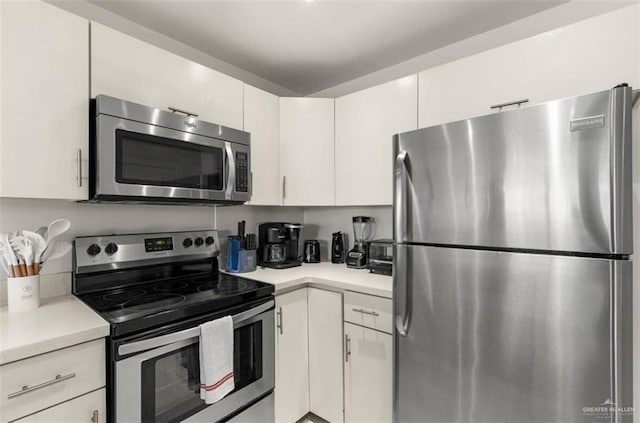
[[0, 295, 109, 365], [228, 262, 393, 298]]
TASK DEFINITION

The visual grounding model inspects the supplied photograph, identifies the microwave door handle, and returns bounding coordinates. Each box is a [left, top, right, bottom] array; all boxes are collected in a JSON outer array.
[[224, 142, 235, 200], [117, 300, 275, 356]]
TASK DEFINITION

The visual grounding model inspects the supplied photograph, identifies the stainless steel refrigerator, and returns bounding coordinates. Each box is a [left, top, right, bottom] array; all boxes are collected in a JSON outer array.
[[393, 85, 634, 423]]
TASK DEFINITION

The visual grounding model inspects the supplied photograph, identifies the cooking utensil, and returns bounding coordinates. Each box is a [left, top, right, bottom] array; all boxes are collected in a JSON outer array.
[[0, 245, 13, 276], [41, 240, 72, 263], [10, 236, 35, 276], [45, 219, 71, 244], [22, 231, 46, 274], [0, 233, 20, 277], [34, 226, 47, 238]]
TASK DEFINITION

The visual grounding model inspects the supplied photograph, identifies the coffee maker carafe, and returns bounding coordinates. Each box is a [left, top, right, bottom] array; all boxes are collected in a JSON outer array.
[[346, 216, 372, 269], [258, 222, 303, 269]]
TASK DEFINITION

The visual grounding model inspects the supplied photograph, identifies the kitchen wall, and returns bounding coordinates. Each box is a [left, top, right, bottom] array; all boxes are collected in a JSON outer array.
[[632, 103, 639, 422], [0, 198, 215, 276], [302, 206, 392, 260]]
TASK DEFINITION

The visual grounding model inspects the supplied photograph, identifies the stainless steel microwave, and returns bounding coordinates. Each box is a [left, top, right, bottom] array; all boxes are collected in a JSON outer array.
[[90, 95, 251, 205]]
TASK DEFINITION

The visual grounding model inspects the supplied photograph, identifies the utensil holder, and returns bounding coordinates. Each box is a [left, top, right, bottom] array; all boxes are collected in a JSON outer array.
[[7, 275, 40, 313]]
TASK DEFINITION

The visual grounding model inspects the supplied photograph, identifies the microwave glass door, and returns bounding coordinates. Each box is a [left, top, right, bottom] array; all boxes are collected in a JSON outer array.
[[139, 321, 264, 423], [116, 129, 224, 191]]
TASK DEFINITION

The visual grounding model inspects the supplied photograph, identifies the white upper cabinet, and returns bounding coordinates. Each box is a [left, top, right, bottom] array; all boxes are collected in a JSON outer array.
[[279, 98, 335, 206], [91, 23, 243, 129], [335, 75, 417, 206], [244, 85, 281, 206], [419, 4, 640, 128], [0, 1, 89, 200]]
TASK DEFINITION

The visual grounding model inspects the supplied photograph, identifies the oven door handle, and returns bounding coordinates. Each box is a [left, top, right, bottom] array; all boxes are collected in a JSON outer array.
[[118, 299, 274, 356]]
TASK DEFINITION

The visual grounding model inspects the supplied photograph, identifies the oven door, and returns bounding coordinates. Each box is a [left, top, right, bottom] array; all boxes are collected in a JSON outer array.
[[115, 300, 274, 423], [95, 114, 251, 203]]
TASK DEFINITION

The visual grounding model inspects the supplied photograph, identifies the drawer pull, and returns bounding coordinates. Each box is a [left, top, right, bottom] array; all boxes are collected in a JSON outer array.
[[91, 410, 99, 423], [168, 106, 198, 118], [489, 98, 529, 111], [7, 373, 76, 399], [352, 308, 379, 317]]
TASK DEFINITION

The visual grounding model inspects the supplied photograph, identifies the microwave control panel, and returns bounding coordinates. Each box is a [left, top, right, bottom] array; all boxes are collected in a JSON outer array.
[[236, 152, 249, 193]]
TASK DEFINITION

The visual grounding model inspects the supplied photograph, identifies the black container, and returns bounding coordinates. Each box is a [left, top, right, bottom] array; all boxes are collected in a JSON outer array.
[[331, 231, 345, 264], [303, 240, 321, 263]]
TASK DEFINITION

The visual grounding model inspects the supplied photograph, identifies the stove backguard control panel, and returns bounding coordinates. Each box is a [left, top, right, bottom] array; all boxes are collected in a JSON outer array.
[[75, 230, 220, 274]]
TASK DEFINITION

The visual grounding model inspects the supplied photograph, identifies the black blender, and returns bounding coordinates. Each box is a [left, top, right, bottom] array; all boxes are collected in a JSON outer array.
[[346, 216, 373, 269]]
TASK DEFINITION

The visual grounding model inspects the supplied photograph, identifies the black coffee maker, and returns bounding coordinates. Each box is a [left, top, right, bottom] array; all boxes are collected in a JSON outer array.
[[258, 223, 303, 269]]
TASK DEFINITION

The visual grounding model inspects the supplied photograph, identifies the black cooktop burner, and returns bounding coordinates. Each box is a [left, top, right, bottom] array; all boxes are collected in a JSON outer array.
[[154, 281, 189, 292], [123, 294, 186, 311], [103, 288, 146, 303]]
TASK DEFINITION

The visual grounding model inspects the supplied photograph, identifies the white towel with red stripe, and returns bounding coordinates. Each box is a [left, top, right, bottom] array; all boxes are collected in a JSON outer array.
[[199, 316, 235, 404]]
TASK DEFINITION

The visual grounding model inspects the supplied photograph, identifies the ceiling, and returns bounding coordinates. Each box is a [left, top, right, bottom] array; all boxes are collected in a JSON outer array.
[[88, 0, 568, 96]]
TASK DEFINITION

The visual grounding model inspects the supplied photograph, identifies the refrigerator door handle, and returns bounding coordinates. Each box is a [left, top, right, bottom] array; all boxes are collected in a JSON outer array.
[[394, 246, 410, 337], [394, 150, 409, 242]]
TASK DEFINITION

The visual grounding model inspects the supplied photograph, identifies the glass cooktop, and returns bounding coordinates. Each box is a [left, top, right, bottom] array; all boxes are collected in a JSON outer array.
[[77, 273, 273, 336]]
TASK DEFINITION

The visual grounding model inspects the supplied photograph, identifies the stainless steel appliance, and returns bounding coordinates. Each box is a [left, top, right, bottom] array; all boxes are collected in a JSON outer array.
[[331, 231, 345, 264], [346, 216, 372, 269], [303, 240, 321, 263], [73, 230, 274, 423], [393, 85, 634, 423], [90, 95, 251, 205], [367, 239, 393, 276], [257, 223, 303, 269]]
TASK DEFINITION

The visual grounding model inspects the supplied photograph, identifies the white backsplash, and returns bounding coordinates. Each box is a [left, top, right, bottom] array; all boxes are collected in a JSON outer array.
[[302, 206, 392, 260], [0, 198, 215, 277]]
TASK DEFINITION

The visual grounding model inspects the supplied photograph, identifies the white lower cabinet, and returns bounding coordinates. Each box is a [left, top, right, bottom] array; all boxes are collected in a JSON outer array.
[[14, 388, 105, 423], [344, 323, 393, 423], [308, 288, 344, 423], [275, 289, 309, 423], [0, 339, 106, 422]]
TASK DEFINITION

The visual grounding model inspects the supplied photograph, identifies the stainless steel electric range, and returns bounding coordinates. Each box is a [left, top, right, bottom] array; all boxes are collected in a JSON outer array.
[[73, 230, 275, 423]]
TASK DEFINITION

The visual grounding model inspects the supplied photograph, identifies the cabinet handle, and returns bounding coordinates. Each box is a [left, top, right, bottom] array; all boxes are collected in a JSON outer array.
[[76, 149, 83, 187], [7, 373, 76, 399], [345, 334, 351, 362], [489, 98, 529, 111], [352, 308, 379, 317], [168, 106, 199, 118], [276, 307, 283, 335], [91, 410, 99, 423], [282, 176, 286, 200]]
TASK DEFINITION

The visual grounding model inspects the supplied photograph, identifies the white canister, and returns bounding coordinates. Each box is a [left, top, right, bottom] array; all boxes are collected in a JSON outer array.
[[7, 275, 40, 312]]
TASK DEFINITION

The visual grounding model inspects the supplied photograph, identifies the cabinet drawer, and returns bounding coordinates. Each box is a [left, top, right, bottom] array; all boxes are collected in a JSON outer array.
[[344, 291, 392, 334], [0, 339, 105, 422], [14, 388, 105, 423]]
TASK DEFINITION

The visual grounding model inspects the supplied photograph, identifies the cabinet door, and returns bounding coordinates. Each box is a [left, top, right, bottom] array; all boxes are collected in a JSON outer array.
[[308, 288, 344, 423], [14, 388, 105, 423], [275, 289, 309, 423], [419, 4, 639, 128], [279, 98, 335, 206], [0, 0, 88, 200], [335, 75, 417, 206], [244, 84, 281, 205], [91, 23, 243, 129], [344, 323, 392, 423]]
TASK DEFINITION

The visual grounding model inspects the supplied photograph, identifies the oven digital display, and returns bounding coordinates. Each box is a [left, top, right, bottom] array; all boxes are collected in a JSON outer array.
[[144, 237, 174, 252]]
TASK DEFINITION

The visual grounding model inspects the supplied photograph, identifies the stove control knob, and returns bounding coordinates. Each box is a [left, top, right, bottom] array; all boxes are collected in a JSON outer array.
[[183, 238, 193, 248], [87, 244, 101, 256], [105, 242, 118, 255], [205, 236, 215, 246], [195, 237, 204, 247]]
